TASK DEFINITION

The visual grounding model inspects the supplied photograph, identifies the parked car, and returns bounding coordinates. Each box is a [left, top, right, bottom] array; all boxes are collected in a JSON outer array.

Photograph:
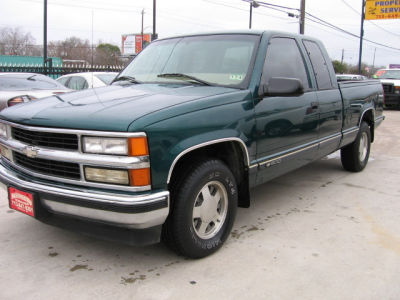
[[0, 73, 71, 111], [0, 30, 384, 258], [336, 74, 367, 82], [373, 68, 400, 109], [56, 72, 118, 90]]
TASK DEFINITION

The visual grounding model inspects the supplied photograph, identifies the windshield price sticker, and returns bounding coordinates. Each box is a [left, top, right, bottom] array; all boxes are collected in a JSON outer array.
[[229, 74, 245, 81]]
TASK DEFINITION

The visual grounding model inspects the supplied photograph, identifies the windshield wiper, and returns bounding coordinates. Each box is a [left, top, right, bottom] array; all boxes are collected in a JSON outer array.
[[112, 76, 141, 84], [157, 73, 212, 86]]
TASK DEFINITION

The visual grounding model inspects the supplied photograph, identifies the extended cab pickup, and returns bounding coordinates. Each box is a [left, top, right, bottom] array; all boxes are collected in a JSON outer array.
[[0, 31, 384, 258]]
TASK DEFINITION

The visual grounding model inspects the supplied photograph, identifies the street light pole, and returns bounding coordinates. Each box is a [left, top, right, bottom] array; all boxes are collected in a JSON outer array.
[[152, 0, 157, 41], [249, 2, 253, 29], [43, 0, 47, 73], [141, 9, 144, 51]]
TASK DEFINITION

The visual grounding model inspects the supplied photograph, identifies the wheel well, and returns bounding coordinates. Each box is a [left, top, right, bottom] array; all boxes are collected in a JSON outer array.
[[168, 141, 250, 208], [361, 109, 375, 143]]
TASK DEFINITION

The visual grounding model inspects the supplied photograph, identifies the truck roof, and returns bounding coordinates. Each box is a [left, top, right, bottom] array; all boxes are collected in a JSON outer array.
[[157, 30, 322, 43]]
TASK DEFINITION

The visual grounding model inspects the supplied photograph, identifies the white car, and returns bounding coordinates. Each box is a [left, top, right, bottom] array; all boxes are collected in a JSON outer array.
[[0, 73, 72, 111], [56, 72, 118, 90]]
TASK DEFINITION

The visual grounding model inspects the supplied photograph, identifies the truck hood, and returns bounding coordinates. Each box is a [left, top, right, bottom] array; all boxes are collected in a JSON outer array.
[[380, 79, 400, 86], [0, 84, 236, 131]]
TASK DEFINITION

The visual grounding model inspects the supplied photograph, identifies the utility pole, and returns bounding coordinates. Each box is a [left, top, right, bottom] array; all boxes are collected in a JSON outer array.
[[152, 0, 157, 41], [341, 49, 344, 64], [249, 1, 260, 29], [141, 9, 144, 51], [358, 0, 366, 74], [43, 0, 47, 73], [249, 2, 253, 29], [299, 0, 305, 34]]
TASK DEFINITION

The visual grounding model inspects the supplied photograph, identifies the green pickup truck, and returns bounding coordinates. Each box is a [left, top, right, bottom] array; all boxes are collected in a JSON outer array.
[[0, 31, 384, 258]]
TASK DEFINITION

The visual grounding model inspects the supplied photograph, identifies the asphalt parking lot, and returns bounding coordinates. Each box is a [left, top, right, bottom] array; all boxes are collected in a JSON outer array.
[[1, 111, 399, 300]]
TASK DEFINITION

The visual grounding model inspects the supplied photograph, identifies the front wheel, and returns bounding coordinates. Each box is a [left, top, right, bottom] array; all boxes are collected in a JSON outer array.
[[163, 159, 237, 258], [341, 121, 371, 172]]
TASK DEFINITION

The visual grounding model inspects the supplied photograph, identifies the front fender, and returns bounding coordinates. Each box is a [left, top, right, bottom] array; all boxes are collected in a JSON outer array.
[[137, 102, 256, 190]]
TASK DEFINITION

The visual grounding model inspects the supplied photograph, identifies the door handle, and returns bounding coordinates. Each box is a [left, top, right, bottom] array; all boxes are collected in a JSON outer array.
[[311, 102, 319, 110]]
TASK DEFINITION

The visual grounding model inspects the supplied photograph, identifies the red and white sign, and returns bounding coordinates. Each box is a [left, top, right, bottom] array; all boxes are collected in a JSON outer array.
[[9, 187, 35, 217]]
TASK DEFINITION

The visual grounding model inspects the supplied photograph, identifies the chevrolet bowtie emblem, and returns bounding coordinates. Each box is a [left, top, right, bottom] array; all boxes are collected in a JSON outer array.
[[22, 146, 39, 158]]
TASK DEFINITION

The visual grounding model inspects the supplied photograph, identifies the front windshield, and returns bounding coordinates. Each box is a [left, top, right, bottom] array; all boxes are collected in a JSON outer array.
[[96, 73, 117, 85], [117, 34, 259, 88], [374, 69, 400, 79]]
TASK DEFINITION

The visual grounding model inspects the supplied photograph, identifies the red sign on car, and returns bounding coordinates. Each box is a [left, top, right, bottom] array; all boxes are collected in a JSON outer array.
[[8, 187, 35, 217]]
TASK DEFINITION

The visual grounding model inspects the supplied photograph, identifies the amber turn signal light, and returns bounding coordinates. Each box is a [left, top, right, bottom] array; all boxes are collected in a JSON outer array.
[[129, 168, 151, 186], [128, 137, 149, 156]]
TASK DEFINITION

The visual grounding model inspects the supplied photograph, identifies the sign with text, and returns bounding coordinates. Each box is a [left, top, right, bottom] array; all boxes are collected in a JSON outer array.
[[365, 0, 400, 20], [121, 33, 151, 55]]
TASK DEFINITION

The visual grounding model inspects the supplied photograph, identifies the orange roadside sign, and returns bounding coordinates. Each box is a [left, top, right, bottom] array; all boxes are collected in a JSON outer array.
[[365, 0, 400, 20]]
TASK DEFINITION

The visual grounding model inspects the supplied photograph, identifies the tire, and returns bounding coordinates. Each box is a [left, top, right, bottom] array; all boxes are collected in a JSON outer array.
[[163, 159, 238, 258], [341, 121, 371, 172]]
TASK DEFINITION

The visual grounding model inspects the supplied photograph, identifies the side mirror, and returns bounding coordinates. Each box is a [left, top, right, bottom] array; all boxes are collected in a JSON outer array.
[[259, 77, 304, 97]]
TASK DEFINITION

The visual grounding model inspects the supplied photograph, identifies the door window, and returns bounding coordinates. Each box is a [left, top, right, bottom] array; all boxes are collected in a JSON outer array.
[[303, 40, 333, 90], [261, 38, 310, 90]]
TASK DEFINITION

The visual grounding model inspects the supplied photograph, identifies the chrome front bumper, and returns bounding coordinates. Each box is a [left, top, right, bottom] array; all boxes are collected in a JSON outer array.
[[0, 162, 169, 229]]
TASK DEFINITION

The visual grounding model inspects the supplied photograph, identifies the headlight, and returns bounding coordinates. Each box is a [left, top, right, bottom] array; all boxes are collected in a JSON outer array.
[[395, 86, 400, 94], [82, 136, 149, 156], [85, 167, 130, 185], [83, 137, 128, 155], [0, 123, 8, 139], [84, 167, 150, 186], [0, 144, 12, 161]]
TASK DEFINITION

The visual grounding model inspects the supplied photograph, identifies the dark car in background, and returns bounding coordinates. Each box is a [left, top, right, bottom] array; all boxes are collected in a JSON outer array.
[[0, 73, 71, 111]]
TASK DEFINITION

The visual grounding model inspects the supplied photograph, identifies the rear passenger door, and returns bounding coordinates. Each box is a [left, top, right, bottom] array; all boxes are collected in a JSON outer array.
[[302, 40, 343, 156], [255, 37, 319, 184]]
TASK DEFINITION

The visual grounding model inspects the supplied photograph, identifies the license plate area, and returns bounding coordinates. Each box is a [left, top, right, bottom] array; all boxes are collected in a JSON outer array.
[[8, 186, 35, 217]]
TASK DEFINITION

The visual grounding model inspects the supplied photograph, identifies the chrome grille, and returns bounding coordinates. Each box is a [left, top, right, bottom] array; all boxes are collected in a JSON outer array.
[[14, 151, 81, 180], [12, 127, 78, 150], [382, 84, 394, 94]]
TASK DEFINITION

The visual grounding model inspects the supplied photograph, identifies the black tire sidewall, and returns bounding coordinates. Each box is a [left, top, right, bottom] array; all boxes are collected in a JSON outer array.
[[172, 160, 237, 258]]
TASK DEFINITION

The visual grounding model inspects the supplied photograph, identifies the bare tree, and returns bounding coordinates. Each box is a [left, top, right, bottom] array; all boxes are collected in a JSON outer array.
[[48, 37, 91, 65], [0, 27, 40, 56]]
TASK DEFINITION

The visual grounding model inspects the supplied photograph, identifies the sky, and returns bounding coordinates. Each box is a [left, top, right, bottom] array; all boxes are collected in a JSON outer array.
[[1, 0, 399, 68]]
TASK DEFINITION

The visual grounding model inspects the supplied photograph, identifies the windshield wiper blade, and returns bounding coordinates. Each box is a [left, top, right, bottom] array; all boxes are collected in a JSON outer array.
[[157, 73, 212, 86], [113, 76, 141, 84]]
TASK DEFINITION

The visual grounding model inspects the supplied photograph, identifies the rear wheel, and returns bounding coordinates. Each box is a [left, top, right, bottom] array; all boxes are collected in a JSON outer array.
[[341, 121, 371, 172], [163, 159, 237, 258]]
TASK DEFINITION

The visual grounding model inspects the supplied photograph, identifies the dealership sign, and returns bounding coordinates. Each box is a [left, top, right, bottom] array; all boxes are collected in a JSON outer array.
[[121, 33, 151, 55], [365, 0, 400, 20]]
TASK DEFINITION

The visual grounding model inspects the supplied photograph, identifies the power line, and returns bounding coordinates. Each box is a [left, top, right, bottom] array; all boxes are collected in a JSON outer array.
[[241, 0, 400, 52], [202, 0, 292, 21], [305, 12, 400, 51]]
